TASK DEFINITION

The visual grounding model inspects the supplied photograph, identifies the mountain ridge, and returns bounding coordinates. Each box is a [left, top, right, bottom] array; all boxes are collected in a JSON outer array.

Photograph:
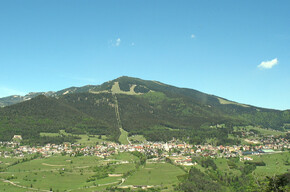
[[0, 76, 286, 111], [0, 76, 289, 144]]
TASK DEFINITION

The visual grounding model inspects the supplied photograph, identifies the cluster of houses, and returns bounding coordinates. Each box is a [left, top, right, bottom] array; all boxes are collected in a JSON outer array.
[[0, 134, 289, 166]]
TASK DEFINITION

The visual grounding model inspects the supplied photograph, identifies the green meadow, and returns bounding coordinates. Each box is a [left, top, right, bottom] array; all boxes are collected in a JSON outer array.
[[118, 128, 130, 145], [0, 154, 122, 191], [0, 154, 182, 191], [233, 126, 286, 137], [0, 152, 142, 191], [129, 135, 147, 144], [122, 163, 185, 186], [251, 152, 290, 177], [0, 181, 27, 192], [40, 130, 108, 146], [0, 152, 289, 191]]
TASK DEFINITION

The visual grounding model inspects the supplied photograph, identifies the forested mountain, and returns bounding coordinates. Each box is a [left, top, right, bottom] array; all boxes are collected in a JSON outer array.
[[0, 76, 289, 144]]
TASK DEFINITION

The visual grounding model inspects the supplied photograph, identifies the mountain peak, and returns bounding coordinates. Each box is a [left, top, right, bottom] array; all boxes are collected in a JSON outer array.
[[113, 76, 144, 82]]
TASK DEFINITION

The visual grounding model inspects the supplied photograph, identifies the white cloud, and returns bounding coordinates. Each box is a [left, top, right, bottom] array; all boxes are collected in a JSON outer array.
[[258, 58, 278, 69], [190, 34, 195, 38], [116, 38, 121, 46]]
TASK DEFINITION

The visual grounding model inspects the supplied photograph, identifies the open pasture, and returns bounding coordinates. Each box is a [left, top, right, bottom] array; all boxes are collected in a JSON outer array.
[[0, 154, 129, 191], [129, 135, 147, 144], [122, 162, 185, 186], [0, 152, 143, 191], [118, 128, 130, 145], [40, 130, 108, 146], [251, 152, 290, 177]]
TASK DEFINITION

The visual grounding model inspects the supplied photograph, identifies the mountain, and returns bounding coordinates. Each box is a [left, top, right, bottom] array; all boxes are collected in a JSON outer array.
[[0, 76, 289, 144], [0, 91, 55, 107]]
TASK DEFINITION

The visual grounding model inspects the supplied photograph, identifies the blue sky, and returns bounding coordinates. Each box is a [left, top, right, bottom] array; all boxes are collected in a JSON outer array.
[[0, 0, 289, 110]]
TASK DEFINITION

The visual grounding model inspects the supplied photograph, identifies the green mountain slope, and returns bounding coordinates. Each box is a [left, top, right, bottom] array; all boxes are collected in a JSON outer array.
[[0, 76, 289, 144], [0, 95, 114, 144]]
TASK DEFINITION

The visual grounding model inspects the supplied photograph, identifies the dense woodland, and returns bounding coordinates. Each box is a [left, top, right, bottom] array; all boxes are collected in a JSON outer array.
[[0, 95, 118, 144]]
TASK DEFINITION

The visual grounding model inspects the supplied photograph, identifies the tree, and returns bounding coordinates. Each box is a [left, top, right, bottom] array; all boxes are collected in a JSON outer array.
[[266, 173, 290, 192]]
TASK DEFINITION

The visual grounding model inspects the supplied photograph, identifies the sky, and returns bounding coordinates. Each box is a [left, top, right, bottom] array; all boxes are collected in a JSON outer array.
[[0, 0, 289, 110]]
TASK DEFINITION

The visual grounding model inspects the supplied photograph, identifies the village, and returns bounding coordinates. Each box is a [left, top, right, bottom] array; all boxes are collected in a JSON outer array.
[[0, 134, 289, 166]]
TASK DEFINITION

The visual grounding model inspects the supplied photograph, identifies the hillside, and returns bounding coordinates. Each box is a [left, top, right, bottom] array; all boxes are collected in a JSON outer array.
[[0, 95, 115, 144], [0, 76, 289, 144]]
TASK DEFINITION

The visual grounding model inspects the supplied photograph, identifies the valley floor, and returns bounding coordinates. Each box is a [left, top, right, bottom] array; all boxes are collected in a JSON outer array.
[[0, 151, 289, 192]]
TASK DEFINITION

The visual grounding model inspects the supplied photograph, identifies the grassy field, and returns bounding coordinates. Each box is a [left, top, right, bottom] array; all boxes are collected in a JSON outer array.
[[118, 128, 130, 145], [214, 158, 243, 176], [40, 130, 108, 146], [110, 152, 139, 162], [0, 151, 289, 191], [250, 127, 286, 136], [251, 152, 290, 178], [122, 163, 185, 186], [40, 129, 72, 137], [234, 126, 286, 136], [129, 135, 147, 144], [39, 132, 60, 137], [75, 134, 108, 146], [1, 155, 100, 191], [0, 181, 28, 192], [0, 152, 141, 192]]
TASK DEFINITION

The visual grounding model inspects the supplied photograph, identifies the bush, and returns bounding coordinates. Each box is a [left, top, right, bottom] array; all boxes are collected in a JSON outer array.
[[244, 161, 266, 166]]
